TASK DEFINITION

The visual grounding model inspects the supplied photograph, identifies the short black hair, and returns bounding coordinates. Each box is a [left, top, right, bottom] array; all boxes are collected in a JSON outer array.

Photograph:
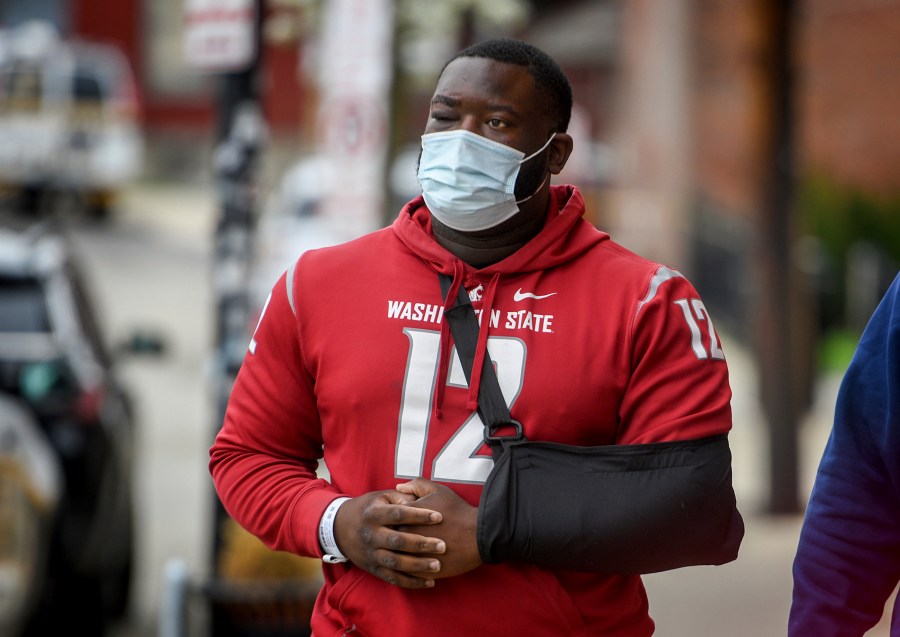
[[447, 38, 573, 133]]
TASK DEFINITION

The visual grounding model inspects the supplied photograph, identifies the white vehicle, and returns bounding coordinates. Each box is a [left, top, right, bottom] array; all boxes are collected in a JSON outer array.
[[0, 22, 143, 217]]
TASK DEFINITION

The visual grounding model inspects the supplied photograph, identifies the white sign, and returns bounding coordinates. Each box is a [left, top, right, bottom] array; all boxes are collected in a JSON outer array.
[[183, 0, 256, 71], [316, 0, 395, 238]]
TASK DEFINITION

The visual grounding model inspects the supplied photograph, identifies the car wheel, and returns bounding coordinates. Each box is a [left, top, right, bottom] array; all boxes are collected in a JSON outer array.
[[23, 555, 107, 637]]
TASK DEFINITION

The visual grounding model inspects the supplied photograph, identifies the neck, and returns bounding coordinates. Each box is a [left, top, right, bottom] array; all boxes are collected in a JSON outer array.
[[431, 195, 549, 268]]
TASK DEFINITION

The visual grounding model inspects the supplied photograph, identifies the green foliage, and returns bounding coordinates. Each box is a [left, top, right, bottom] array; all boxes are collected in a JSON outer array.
[[797, 176, 900, 330], [816, 328, 859, 375], [798, 176, 900, 269]]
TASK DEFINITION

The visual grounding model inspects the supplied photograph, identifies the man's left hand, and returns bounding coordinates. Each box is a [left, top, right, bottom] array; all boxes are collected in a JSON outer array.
[[395, 478, 483, 579]]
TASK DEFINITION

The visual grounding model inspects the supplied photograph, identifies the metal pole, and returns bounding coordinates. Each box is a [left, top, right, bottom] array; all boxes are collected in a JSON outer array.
[[209, 0, 265, 575], [159, 559, 190, 637], [757, 0, 800, 514], [205, 5, 266, 635]]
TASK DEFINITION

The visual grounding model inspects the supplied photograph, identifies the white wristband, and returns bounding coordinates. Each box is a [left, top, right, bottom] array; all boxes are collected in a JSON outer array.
[[319, 497, 351, 563]]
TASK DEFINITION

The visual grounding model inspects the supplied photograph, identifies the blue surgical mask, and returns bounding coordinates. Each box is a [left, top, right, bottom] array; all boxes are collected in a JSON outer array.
[[416, 130, 555, 232]]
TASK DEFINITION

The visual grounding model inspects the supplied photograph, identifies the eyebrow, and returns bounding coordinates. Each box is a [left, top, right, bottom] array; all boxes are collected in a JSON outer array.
[[431, 95, 458, 108], [431, 94, 520, 117]]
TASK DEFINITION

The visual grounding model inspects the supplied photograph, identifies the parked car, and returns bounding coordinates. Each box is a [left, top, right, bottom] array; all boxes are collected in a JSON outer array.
[[0, 391, 63, 637], [0, 222, 141, 634], [0, 22, 143, 218]]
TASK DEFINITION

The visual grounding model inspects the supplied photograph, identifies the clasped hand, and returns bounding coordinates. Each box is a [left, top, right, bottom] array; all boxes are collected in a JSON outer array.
[[333, 479, 482, 589]]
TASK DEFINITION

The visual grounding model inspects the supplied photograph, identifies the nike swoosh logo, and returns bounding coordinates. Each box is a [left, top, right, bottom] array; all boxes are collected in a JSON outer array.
[[514, 288, 558, 302]]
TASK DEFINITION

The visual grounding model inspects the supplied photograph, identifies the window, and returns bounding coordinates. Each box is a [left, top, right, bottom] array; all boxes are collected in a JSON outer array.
[[72, 71, 106, 103], [0, 63, 44, 112], [0, 278, 50, 333]]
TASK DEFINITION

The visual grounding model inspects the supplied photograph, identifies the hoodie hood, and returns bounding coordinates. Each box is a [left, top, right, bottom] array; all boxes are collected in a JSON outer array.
[[392, 184, 605, 277], [392, 184, 608, 422]]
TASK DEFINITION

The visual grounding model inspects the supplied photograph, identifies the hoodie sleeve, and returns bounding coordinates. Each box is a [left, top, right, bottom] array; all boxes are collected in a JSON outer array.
[[209, 265, 342, 558], [618, 266, 733, 445], [789, 273, 900, 636]]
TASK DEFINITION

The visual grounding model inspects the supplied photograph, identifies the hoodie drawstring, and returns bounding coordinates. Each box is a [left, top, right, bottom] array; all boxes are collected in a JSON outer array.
[[432, 260, 464, 420], [432, 265, 501, 420]]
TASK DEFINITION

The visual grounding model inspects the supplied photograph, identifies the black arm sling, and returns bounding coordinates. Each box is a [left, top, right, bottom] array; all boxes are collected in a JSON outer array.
[[439, 273, 744, 574]]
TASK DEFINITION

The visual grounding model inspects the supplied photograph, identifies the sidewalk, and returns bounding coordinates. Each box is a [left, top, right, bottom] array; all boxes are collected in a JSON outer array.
[[643, 339, 895, 636]]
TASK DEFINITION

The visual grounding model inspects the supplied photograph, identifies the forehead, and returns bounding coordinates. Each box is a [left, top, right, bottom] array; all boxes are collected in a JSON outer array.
[[433, 56, 543, 118]]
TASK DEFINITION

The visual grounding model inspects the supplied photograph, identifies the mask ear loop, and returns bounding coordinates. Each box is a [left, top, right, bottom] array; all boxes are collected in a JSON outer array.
[[515, 173, 550, 205], [518, 133, 557, 164], [514, 133, 556, 205]]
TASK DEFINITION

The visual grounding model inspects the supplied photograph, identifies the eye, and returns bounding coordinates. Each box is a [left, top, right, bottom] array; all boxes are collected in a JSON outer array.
[[430, 110, 455, 122], [487, 118, 509, 129]]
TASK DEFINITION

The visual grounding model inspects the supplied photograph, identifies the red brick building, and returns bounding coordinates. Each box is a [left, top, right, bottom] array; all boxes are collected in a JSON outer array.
[[798, 0, 900, 196]]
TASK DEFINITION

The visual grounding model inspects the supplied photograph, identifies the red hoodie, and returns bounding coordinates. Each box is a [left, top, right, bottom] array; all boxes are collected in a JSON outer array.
[[210, 185, 733, 636]]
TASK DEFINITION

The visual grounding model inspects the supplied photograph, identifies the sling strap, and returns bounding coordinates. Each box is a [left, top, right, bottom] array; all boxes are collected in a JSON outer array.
[[438, 273, 523, 459]]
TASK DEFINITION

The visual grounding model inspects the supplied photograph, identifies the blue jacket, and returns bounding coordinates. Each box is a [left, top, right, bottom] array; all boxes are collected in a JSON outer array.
[[789, 272, 900, 636]]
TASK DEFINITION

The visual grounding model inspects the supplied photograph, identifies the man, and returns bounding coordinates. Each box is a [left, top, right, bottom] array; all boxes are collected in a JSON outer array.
[[789, 272, 900, 636], [210, 38, 740, 636]]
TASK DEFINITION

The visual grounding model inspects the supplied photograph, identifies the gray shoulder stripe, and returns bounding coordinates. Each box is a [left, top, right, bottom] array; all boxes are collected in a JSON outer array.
[[637, 266, 683, 312], [285, 264, 296, 316]]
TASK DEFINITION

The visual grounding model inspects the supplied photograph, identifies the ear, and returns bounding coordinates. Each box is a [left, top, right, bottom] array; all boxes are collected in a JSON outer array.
[[548, 133, 574, 175]]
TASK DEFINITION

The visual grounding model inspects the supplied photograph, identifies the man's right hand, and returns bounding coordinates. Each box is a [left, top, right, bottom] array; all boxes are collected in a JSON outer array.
[[333, 490, 446, 589]]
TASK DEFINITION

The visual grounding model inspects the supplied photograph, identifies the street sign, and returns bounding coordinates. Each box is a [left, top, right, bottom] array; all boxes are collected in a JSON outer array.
[[183, 0, 257, 71]]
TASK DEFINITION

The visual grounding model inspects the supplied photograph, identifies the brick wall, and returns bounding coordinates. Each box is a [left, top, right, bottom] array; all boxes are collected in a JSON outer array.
[[692, 0, 900, 206], [691, 0, 769, 219], [798, 0, 900, 195]]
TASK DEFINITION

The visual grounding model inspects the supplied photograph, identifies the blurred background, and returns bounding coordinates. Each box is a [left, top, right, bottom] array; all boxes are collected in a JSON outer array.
[[0, 0, 897, 636]]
